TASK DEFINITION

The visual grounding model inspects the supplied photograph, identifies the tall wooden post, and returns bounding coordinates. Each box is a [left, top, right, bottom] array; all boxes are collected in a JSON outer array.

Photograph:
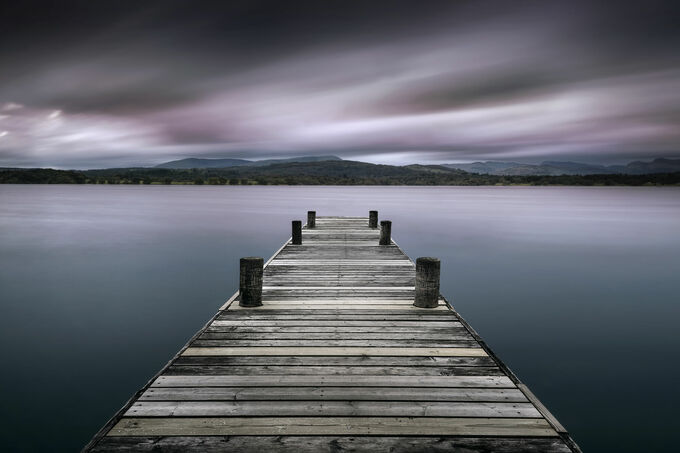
[[239, 257, 263, 307], [414, 257, 440, 308], [369, 210, 378, 228], [307, 211, 316, 228], [379, 220, 392, 245], [292, 220, 302, 245]]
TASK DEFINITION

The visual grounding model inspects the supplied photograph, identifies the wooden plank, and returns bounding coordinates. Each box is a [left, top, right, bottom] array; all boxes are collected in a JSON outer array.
[[189, 340, 479, 347], [181, 347, 486, 357], [262, 286, 415, 290], [92, 436, 572, 452], [211, 318, 461, 328], [261, 291, 415, 296], [164, 365, 503, 376], [199, 332, 472, 340], [232, 297, 446, 304], [151, 375, 512, 388], [217, 313, 455, 320], [267, 261, 414, 266], [125, 401, 542, 418], [204, 326, 466, 334], [139, 386, 528, 402], [173, 355, 496, 367], [228, 304, 448, 311], [242, 299, 431, 303], [217, 309, 453, 316], [263, 281, 415, 286], [108, 417, 557, 437]]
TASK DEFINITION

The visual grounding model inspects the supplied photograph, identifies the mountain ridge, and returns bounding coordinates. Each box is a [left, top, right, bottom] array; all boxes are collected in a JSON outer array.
[[155, 155, 342, 169], [443, 158, 680, 176], [2, 158, 679, 185]]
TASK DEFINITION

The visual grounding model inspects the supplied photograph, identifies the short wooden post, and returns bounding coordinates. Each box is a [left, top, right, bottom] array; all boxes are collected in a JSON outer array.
[[292, 220, 302, 245], [239, 257, 263, 307], [307, 211, 316, 228], [379, 220, 392, 245], [414, 257, 440, 308], [369, 210, 378, 228]]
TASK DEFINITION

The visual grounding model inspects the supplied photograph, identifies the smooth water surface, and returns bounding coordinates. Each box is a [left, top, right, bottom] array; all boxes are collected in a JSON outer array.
[[1, 185, 679, 452]]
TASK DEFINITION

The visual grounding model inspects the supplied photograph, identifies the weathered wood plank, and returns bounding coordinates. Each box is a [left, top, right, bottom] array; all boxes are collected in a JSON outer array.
[[92, 436, 572, 453], [205, 326, 466, 334], [164, 365, 503, 376], [125, 401, 541, 418], [173, 355, 496, 367], [139, 387, 527, 402], [217, 313, 454, 320], [267, 260, 414, 266], [263, 281, 416, 287], [228, 304, 449, 310], [239, 297, 427, 302], [190, 339, 479, 347], [181, 347, 485, 356], [262, 286, 415, 290], [211, 318, 461, 328], [108, 417, 557, 437], [199, 332, 472, 340], [151, 375, 513, 388]]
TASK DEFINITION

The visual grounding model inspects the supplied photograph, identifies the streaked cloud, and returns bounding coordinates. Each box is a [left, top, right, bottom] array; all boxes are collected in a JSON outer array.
[[0, 0, 678, 168]]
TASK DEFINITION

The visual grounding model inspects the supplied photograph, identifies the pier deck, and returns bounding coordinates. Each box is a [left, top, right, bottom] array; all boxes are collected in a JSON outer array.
[[85, 216, 580, 452]]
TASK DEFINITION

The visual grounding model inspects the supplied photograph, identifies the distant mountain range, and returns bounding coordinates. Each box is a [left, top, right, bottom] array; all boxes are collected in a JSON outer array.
[[443, 158, 680, 176], [155, 155, 680, 176], [3, 157, 680, 185], [155, 155, 342, 169]]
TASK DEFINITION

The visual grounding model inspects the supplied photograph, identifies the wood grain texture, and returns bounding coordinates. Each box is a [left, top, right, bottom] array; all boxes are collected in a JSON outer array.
[[164, 365, 504, 376], [108, 417, 557, 437], [181, 346, 486, 356], [151, 375, 514, 388], [92, 436, 572, 452], [125, 401, 541, 418], [189, 340, 479, 347], [139, 387, 528, 402], [173, 355, 495, 367]]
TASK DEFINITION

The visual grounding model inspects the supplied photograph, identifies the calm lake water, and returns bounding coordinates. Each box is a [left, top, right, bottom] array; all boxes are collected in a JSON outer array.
[[1, 185, 679, 452]]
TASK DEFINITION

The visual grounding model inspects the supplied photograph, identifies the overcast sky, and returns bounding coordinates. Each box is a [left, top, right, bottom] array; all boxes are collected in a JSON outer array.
[[1, 0, 679, 168]]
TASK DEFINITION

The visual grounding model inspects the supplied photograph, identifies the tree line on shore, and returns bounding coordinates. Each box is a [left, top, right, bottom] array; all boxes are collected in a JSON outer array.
[[1, 161, 680, 186]]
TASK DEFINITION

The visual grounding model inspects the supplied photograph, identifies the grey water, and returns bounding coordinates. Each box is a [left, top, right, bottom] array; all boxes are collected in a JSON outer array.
[[0, 185, 678, 452]]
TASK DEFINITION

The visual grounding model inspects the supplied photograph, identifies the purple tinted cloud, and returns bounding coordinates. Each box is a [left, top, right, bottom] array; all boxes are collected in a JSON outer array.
[[0, 0, 678, 168]]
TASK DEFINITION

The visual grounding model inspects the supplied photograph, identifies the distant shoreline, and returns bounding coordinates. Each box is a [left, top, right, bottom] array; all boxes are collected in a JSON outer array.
[[1, 166, 679, 186]]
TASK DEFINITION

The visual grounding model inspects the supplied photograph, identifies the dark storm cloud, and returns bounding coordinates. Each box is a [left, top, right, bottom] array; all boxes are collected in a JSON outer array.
[[0, 0, 678, 168]]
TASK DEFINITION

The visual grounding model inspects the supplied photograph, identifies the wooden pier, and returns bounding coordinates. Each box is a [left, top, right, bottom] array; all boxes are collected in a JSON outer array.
[[85, 214, 580, 452]]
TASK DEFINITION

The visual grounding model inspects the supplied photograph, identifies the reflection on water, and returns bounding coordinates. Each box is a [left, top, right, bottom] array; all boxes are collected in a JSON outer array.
[[1, 185, 679, 452]]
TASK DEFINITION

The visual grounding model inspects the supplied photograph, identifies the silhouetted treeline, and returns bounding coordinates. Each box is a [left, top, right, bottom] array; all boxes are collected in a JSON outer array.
[[2, 161, 680, 186]]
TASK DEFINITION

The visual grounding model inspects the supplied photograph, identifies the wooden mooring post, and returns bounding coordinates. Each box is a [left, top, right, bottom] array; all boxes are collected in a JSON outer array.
[[292, 220, 302, 245], [83, 213, 581, 453], [414, 257, 441, 308], [238, 257, 263, 307], [379, 219, 392, 245], [369, 210, 378, 228]]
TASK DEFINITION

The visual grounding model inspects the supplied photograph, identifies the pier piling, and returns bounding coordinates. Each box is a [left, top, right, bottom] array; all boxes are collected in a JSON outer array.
[[239, 256, 263, 307], [369, 210, 378, 228], [379, 220, 392, 245], [292, 220, 302, 245], [414, 257, 441, 308], [307, 211, 316, 228]]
